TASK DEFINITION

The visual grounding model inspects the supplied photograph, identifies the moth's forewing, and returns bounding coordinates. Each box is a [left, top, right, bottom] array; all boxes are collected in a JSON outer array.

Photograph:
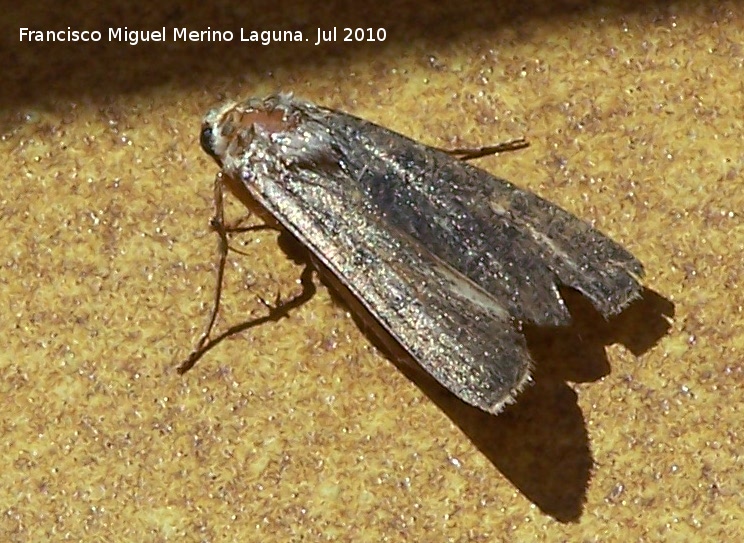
[[228, 145, 532, 414], [315, 105, 644, 322], [203, 95, 643, 414]]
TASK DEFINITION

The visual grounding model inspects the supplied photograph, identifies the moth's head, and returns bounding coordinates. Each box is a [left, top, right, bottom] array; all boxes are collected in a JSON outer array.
[[200, 95, 300, 169]]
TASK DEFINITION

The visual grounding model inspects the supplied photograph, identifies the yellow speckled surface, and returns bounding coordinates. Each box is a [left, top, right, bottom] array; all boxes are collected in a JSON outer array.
[[2, 0, 743, 540]]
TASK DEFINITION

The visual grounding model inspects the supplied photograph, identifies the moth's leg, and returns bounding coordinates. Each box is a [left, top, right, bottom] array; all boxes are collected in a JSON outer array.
[[256, 264, 317, 321], [437, 137, 529, 161], [178, 265, 317, 373], [221, 213, 254, 233], [179, 173, 231, 373], [222, 208, 282, 254], [178, 175, 317, 373], [221, 224, 280, 259]]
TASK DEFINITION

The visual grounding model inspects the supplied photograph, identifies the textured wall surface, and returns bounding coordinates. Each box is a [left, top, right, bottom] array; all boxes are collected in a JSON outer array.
[[2, 1, 742, 540]]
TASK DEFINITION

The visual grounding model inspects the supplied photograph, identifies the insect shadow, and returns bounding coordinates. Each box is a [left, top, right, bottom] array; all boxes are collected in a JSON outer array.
[[396, 284, 674, 522], [187, 219, 673, 522]]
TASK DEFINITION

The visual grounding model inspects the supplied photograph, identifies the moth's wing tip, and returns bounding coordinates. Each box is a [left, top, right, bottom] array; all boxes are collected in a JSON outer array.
[[570, 252, 645, 320], [480, 368, 534, 415], [602, 261, 646, 317], [450, 345, 534, 415], [624, 252, 645, 279]]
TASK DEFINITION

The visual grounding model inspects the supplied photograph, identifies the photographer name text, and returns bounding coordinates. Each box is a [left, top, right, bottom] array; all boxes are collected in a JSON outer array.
[[19, 27, 387, 46]]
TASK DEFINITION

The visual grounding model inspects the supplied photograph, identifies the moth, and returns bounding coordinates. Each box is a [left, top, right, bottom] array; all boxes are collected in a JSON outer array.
[[180, 94, 644, 415]]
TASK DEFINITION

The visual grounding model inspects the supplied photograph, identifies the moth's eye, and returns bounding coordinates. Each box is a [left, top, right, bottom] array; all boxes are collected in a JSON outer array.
[[200, 126, 217, 158]]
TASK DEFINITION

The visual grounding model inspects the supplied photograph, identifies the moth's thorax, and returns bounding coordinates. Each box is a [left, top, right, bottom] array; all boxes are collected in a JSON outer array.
[[203, 95, 344, 186], [201, 96, 306, 176]]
